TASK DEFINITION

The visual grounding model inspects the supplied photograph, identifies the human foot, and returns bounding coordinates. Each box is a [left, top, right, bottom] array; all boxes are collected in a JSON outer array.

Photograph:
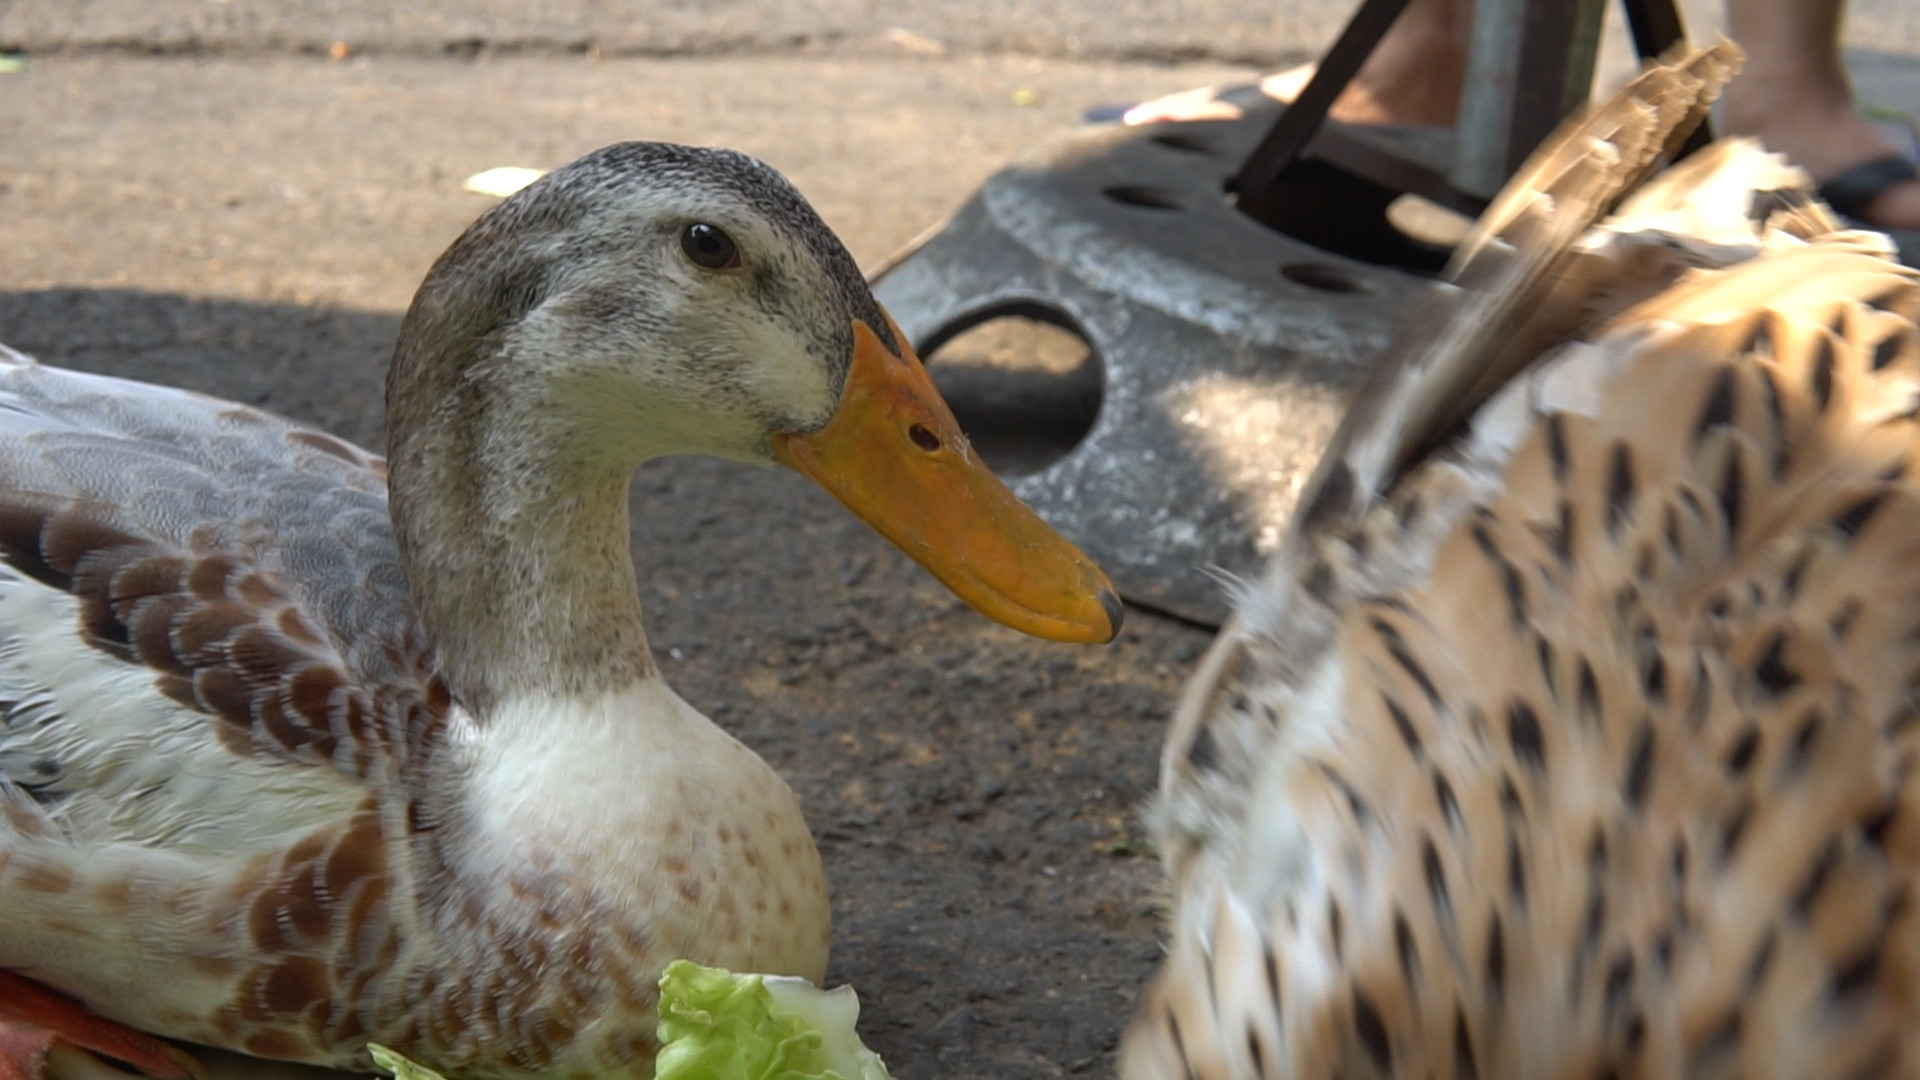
[[1256, 56, 1464, 127], [1723, 78, 1920, 230], [1121, 0, 1469, 129], [1120, 54, 1467, 129]]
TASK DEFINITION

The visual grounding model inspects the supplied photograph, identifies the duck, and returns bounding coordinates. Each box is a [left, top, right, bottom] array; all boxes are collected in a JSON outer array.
[[0, 140, 1122, 1080], [1120, 40, 1920, 1080]]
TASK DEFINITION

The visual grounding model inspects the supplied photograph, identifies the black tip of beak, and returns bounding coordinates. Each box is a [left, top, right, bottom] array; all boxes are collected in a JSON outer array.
[[1099, 586, 1125, 642]]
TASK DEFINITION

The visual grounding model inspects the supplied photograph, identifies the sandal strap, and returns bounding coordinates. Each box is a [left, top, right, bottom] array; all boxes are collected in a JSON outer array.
[[1817, 154, 1919, 220]]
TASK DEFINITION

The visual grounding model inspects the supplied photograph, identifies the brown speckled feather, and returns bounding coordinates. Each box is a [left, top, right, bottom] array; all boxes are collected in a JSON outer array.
[[0, 354, 460, 1066], [1126, 41, 1920, 1080], [1291, 41, 1740, 543]]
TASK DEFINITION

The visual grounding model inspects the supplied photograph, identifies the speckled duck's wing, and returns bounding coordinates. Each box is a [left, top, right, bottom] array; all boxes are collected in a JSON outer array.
[[1150, 41, 1748, 869], [0, 343, 449, 1062], [1127, 41, 1920, 1080], [1297, 41, 1742, 541]]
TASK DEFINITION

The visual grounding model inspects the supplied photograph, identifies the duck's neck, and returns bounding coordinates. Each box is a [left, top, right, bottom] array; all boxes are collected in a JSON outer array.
[[387, 338, 658, 714]]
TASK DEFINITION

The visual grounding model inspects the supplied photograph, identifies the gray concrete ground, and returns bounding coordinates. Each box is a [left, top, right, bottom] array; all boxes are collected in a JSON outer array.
[[3, 0, 1916, 64], [2, 3, 1920, 1080]]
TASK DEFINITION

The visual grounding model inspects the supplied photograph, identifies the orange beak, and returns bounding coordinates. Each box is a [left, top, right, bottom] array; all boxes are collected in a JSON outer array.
[[772, 315, 1122, 644]]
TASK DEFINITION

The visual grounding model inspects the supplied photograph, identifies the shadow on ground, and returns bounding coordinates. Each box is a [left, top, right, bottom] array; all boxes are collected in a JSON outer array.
[[0, 288, 1211, 1080]]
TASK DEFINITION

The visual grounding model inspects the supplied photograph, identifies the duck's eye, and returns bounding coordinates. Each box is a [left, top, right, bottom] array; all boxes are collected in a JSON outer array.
[[680, 223, 741, 271]]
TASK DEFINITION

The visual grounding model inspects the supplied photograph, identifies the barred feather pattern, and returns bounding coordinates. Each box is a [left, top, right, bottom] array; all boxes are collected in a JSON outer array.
[[1124, 41, 1920, 1080]]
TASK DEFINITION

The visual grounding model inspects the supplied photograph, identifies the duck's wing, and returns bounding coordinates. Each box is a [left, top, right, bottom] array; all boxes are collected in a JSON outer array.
[[1129, 40, 1920, 1080], [1148, 44, 1746, 874], [1296, 41, 1742, 546], [0, 345, 447, 810], [0, 344, 448, 1058]]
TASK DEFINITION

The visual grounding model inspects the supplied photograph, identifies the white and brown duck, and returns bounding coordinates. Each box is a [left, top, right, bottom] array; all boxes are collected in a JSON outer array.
[[0, 142, 1121, 1080]]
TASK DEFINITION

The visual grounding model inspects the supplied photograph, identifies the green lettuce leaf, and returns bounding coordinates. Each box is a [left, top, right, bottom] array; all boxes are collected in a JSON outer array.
[[369, 1044, 450, 1080], [366, 963, 890, 1080], [655, 960, 890, 1080]]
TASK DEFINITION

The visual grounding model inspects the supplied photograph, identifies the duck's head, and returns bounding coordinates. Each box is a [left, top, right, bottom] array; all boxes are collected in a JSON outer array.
[[389, 141, 1119, 645]]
